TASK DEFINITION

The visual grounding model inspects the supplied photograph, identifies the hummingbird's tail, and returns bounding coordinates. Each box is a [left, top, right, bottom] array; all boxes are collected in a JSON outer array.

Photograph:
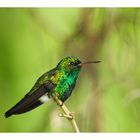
[[4, 84, 50, 118], [5, 100, 43, 118], [5, 111, 12, 118], [5, 82, 54, 118]]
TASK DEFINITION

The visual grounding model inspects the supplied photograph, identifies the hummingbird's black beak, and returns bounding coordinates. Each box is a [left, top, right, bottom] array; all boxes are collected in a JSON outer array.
[[78, 61, 101, 66]]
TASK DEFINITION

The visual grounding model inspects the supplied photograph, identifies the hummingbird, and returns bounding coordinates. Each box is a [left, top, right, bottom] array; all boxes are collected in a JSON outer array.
[[5, 56, 100, 118]]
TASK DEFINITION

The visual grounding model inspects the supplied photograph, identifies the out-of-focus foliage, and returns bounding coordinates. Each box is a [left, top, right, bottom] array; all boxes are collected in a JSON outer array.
[[0, 8, 140, 132]]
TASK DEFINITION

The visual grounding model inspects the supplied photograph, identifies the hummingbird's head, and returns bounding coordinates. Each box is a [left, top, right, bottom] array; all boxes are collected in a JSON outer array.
[[57, 56, 82, 73], [57, 56, 101, 73]]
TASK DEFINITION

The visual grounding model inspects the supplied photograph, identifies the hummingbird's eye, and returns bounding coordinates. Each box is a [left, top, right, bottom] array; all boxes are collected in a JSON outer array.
[[69, 62, 75, 65]]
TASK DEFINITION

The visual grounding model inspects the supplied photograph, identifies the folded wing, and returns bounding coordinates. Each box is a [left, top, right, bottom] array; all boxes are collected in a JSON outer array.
[[5, 82, 54, 118]]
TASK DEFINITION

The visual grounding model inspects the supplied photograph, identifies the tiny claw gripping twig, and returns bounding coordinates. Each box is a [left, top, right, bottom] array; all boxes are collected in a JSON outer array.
[[52, 93, 63, 106]]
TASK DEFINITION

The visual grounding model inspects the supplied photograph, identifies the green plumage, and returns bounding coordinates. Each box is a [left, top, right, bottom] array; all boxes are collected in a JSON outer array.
[[31, 56, 81, 101], [5, 56, 82, 117], [55, 68, 80, 101]]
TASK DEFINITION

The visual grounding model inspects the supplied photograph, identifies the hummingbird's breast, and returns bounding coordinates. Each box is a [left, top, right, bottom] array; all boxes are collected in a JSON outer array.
[[53, 70, 79, 102]]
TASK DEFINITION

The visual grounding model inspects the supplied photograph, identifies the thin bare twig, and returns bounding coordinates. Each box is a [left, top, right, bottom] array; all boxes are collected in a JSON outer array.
[[52, 94, 80, 132]]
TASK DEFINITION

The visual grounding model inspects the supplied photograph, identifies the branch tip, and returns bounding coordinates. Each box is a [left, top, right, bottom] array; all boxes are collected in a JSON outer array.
[[52, 94, 80, 132]]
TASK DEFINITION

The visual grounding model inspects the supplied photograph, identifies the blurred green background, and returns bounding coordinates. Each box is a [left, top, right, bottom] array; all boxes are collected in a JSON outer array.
[[0, 8, 140, 132]]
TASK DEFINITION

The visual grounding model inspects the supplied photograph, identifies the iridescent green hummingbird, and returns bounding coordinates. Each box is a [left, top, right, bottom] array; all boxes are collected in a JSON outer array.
[[5, 56, 100, 118]]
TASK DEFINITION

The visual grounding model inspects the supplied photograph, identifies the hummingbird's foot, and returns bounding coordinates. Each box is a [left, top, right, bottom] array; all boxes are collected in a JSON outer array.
[[54, 93, 64, 106], [59, 102, 63, 106], [56, 101, 63, 106], [52, 93, 63, 106], [55, 93, 60, 97], [54, 96, 63, 106]]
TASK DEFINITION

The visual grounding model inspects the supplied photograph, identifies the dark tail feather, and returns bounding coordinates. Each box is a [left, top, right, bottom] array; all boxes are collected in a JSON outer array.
[[5, 112, 12, 118], [5, 82, 54, 118], [5, 101, 43, 118], [4, 85, 47, 118]]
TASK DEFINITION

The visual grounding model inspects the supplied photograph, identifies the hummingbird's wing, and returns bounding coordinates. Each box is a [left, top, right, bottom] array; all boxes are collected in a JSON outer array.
[[5, 68, 56, 118], [5, 82, 54, 118]]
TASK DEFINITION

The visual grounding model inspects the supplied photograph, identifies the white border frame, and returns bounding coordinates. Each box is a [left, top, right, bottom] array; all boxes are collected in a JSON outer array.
[[0, 0, 140, 7]]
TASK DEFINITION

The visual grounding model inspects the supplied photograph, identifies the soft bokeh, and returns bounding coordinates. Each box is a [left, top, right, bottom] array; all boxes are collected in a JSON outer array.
[[0, 8, 140, 132]]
